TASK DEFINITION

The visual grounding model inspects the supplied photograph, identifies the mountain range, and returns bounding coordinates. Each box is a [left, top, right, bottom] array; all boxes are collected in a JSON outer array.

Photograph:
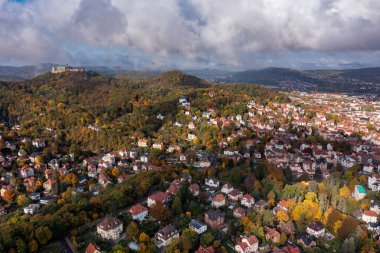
[[1, 64, 379, 94]]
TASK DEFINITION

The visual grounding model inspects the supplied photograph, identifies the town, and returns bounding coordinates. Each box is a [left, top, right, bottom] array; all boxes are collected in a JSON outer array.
[[1, 76, 380, 253]]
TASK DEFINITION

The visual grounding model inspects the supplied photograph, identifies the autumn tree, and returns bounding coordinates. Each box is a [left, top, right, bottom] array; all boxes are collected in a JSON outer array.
[[35, 226, 52, 245], [149, 203, 170, 222], [126, 222, 139, 240]]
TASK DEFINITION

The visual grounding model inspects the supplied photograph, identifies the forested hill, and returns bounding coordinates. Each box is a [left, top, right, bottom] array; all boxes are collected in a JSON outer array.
[[0, 70, 287, 153]]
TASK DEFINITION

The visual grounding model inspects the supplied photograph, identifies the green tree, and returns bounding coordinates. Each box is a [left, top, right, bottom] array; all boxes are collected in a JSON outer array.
[[35, 227, 52, 245], [126, 222, 139, 241], [200, 232, 214, 246]]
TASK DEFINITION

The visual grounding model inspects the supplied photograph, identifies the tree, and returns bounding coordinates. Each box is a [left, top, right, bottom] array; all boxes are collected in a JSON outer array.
[[200, 232, 214, 246], [17, 194, 29, 207], [149, 203, 170, 222], [35, 227, 52, 245], [339, 186, 351, 198], [342, 237, 356, 253], [262, 209, 275, 226], [15, 239, 26, 253], [29, 240, 39, 253], [338, 217, 358, 239], [276, 210, 289, 222], [2, 190, 15, 203], [126, 222, 139, 240]]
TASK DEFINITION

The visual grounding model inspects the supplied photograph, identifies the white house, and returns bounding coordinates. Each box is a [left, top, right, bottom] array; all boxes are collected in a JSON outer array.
[[155, 225, 179, 248], [221, 183, 233, 194], [205, 178, 219, 188], [235, 235, 259, 253], [129, 204, 148, 221], [370, 200, 380, 215], [147, 191, 170, 208], [362, 210, 378, 223], [241, 194, 255, 208], [368, 174, 380, 192], [212, 194, 226, 208], [189, 219, 207, 234], [306, 222, 325, 238], [97, 217, 123, 240], [23, 204, 40, 215]]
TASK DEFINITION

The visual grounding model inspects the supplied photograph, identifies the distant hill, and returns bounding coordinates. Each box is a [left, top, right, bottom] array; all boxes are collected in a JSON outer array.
[[0, 64, 54, 80], [148, 70, 209, 88]]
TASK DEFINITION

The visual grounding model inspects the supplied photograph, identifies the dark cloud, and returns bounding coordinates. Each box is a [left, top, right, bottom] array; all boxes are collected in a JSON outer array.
[[0, 0, 379, 69]]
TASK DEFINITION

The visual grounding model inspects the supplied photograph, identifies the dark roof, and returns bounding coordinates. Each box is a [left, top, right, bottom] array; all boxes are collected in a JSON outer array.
[[98, 217, 122, 231], [297, 233, 314, 245], [206, 210, 225, 221], [308, 222, 324, 232], [190, 219, 207, 229]]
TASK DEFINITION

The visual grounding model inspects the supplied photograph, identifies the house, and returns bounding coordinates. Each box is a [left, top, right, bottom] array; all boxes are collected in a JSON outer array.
[[233, 207, 246, 218], [24, 204, 40, 215], [205, 178, 219, 188], [189, 183, 200, 196], [97, 217, 123, 240], [278, 221, 296, 235], [195, 246, 215, 253], [264, 226, 280, 243], [29, 192, 40, 201], [147, 191, 170, 207], [155, 225, 179, 248], [40, 196, 56, 205], [98, 173, 113, 187], [212, 194, 226, 208], [189, 219, 207, 234], [85, 242, 102, 253], [353, 185, 366, 200], [205, 210, 225, 229], [368, 174, 380, 192], [362, 210, 378, 223], [241, 194, 255, 208], [228, 189, 243, 201], [129, 204, 148, 221], [297, 233, 316, 248], [221, 183, 234, 194], [306, 222, 325, 238], [43, 179, 56, 192], [32, 139, 45, 148], [370, 200, 380, 215], [234, 235, 259, 253], [138, 138, 148, 148], [152, 142, 164, 150]]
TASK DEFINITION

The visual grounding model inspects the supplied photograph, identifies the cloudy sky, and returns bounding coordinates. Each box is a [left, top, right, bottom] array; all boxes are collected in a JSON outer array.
[[1, 0, 380, 70]]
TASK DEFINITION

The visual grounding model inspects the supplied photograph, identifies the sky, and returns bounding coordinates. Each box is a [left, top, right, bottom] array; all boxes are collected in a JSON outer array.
[[1, 0, 380, 70]]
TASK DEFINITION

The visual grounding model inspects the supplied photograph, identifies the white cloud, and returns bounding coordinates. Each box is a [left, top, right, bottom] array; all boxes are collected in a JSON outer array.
[[0, 0, 379, 68]]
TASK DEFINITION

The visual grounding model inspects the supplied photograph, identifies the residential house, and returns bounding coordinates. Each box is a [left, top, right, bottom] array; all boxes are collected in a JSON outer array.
[[155, 225, 179, 248], [189, 219, 207, 234], [212, 194, 226, 208], [0, 206, 7, 216], [97, 217, 123, 240], [43, 179, 56, 192], [129, 204, 148, 221], [152, 142, 164, 150], [264, 226, 280, 244], [362, 210, 378, 223], [189, 183, 200, 196], [228, 189, 243, 201], [205, 178, 219, 188], [370, 200, 380, 215], [98, 173, 112, 187], [306, 222, 325, 238], [24, 204, 40, 215], [205, 210, 225, 229], [195, 246, 215, 253], [137, 138, 148, 148], [233, 207, 246, 218], [147, 191, 170, 208], [221, 183, 233, 194], [297, 234, 316, 248], [234, 235, 259, 253], [241, 194, 255, 208], [85, 242, 102, 253]]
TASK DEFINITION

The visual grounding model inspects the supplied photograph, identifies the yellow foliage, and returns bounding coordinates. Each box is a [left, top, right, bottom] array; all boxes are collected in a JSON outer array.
[[339, 186, 351, 198], [333, 220, 342, 235], [276, 210, 289, 222]]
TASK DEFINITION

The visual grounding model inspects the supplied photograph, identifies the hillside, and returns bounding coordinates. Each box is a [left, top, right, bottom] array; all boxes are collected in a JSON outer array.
[[0, 71, 285, 151], [148, 70, 209, 88], [217, 67, 380, 93]]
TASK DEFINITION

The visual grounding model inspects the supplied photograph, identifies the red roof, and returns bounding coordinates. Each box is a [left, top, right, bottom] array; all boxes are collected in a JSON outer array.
[[85, 243, 101, 253], [149, 191, 169, 203], [364, 210, 378, 217], [129, 203, 148, 216], [213, 193, 225, 202]]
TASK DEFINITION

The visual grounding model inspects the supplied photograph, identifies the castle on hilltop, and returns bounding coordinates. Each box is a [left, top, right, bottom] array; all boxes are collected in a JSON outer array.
[[51, 65, 85, 74]]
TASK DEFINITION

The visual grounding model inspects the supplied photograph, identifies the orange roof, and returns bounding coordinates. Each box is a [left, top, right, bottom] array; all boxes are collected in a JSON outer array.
[[364, 210, 378, 217], [213, 194, 225, 202], [129, 203, 148, 216]]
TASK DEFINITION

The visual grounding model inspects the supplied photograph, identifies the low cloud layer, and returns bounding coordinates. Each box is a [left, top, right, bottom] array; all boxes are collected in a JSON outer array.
[[1, 0, 380, 69]]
